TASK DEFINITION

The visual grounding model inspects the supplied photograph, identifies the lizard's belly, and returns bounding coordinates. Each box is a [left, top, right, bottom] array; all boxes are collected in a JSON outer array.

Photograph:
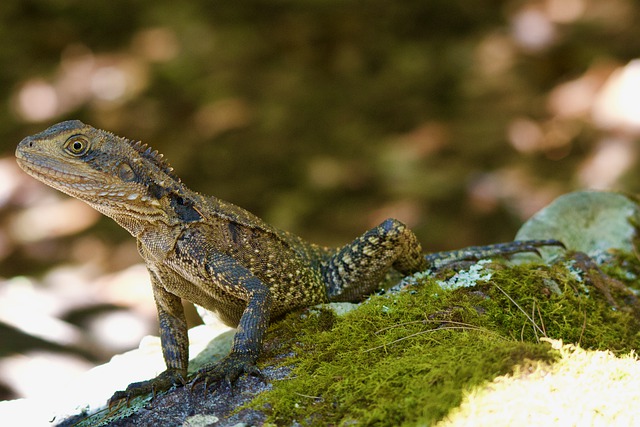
[[143, 257, 246, 327]]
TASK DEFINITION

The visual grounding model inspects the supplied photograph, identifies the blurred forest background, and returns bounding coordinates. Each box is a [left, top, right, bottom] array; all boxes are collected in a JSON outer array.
[[1, 0, 640, 402]]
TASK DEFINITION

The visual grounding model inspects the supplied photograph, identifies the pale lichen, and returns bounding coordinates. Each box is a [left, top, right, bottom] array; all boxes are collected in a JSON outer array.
[[436, 259, 492, 290]]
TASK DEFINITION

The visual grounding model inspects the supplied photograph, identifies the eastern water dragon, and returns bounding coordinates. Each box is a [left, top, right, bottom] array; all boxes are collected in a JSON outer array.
[[15, 120, 561, 405]]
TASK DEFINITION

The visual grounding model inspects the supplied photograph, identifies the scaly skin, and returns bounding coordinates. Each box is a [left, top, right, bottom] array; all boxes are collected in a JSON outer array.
[[15, 120, 562, 405]]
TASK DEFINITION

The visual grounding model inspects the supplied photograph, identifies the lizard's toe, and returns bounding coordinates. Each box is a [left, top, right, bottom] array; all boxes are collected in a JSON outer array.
[[107, 369, 185, 409], [188, 352, 260, 394]]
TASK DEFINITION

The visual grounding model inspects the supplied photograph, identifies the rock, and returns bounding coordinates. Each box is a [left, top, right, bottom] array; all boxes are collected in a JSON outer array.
[[514, 191, 640, 262]]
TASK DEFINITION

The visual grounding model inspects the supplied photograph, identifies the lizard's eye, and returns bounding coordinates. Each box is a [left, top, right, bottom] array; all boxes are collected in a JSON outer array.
[[64, 136, 90, 156]]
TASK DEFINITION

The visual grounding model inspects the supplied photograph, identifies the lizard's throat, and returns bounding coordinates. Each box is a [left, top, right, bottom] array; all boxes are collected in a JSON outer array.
[[87, 200, 169, 237]]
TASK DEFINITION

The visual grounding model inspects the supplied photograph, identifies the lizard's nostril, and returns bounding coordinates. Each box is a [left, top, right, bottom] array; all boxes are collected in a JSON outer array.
[[18, 138, 34, 149]]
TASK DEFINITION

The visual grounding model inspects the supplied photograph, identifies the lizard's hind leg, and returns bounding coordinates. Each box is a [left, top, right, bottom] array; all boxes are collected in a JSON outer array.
[[323, 218, 428, 302]]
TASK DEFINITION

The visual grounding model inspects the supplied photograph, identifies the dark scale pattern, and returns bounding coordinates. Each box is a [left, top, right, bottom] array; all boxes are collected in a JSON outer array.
[[322, 218, 427, 302], [14, 121, 563, 406]]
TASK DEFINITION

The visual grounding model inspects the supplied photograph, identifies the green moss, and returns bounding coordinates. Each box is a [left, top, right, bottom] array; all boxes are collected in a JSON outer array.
[[252, 260, 640, 426], [482, 264, 640, 352]]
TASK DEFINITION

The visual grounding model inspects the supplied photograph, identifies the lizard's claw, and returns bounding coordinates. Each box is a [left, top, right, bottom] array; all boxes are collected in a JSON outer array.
[[107, 369, 185, 409], [245, 364, 265, 380], [188, 352, 259, 395]]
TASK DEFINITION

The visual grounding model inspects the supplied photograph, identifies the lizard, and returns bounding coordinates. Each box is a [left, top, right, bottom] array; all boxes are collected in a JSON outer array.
[[15, 120, 562, 405]]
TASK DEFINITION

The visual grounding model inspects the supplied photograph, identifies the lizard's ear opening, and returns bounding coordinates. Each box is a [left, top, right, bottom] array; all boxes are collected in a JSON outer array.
[[118, 162, 136, 182]]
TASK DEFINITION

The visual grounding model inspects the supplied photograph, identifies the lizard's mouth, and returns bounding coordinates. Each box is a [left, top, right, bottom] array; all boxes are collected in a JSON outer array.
[[15, 150, 154, 212], [15, 151, 97, 195]]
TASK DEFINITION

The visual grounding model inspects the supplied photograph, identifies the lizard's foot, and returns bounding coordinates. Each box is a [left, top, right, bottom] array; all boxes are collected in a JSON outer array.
[[108, 369, 186, 409], [189, 352, 261, 394], [425, 239, 565, 269]]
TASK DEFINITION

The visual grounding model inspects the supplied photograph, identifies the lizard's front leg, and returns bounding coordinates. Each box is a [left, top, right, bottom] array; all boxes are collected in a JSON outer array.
[[108, 270, 189, 406], [190, 252, 272, 390]]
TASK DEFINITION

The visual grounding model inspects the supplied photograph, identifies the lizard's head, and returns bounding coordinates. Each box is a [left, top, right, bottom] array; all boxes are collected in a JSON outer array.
[[16, 120, 180, 223]]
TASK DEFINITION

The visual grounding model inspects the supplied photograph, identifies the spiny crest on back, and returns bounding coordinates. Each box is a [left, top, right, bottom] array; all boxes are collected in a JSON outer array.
[[125, 137, 181, 182]]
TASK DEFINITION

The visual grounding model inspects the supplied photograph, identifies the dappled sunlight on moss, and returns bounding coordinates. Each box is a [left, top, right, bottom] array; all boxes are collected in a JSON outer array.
[[439, 339, 640, 426]]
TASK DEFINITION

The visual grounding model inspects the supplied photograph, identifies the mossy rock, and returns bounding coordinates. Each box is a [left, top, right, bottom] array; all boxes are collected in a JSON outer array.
[[251, 258, 640, 426], [514, 191, 640, 262]]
